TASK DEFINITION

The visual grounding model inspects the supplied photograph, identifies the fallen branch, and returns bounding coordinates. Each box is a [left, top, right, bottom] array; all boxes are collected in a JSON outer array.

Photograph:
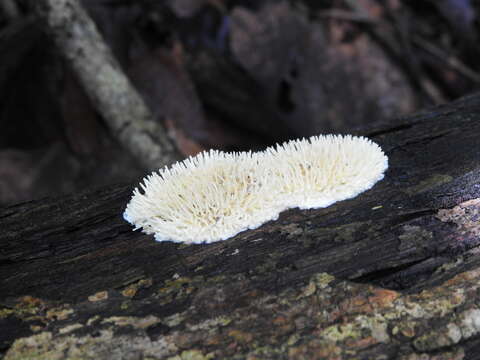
[[34, 0, 180, 170], [1, 93, 480, 358]]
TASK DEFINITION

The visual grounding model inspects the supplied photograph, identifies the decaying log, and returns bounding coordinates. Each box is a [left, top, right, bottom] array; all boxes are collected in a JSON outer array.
[[1, 94, 480, 359]]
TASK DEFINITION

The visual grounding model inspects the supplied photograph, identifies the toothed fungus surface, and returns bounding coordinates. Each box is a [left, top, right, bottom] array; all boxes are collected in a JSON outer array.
[[124, 135, 388, 244], [266, 135, 389, 209]]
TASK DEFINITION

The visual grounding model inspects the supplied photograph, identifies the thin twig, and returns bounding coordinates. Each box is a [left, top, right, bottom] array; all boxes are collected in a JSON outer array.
[[413, 36, 480, 83], [339, 0, 448, 104], [318, 9, 376, 24], [35, 0, 181, 170]]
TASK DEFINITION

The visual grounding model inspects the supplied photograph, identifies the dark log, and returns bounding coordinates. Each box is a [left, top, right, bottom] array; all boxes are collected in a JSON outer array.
[[1, 94, 480, 359]]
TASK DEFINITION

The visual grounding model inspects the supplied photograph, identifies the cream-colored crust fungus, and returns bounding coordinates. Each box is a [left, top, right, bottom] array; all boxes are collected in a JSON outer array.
[[266, 135, 388, 210], [124, 135, 388, 244], [124, 150, 281, 243]]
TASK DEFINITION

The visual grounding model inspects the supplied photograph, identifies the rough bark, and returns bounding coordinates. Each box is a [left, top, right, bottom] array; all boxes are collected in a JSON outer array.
[[1, 94, 480, 359], [34, 0, 181, 170]]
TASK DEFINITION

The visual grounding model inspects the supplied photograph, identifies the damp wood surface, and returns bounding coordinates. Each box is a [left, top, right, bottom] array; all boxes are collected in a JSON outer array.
[[1, 94, 480, 359]]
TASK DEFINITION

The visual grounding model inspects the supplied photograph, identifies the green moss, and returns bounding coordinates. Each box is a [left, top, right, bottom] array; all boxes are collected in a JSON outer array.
[[168, 350, 215, 360], [159, 277, 192, 293], [287, 334, 300, 346], [355, 315, 389, 342], [46, 307, 74, 321], [59, 323, 84, 335], [188, 316, 232, 332], [5, 329, 176, 360], [298, 281, 316, 299], [0, 307, 15, 318], [157, 276, 204, 305], [247, 344, 290, 358], [279, 223, 303, 239], [332, 222, 367, 243], [392, 321, 417, 338], [0, 297, 46, 320], [4, 332, 54, 360], [322, 323, 361, 342], [404, 174, 453, 195], [120, 301, 130, 310], [121, 278, 153, 298], [164, 313, 186, 327], [159, 276, 207, 295], [102, 315, 161, 329], [205, 275, 226, 285], [312, 273, 335, 290], [413, 330, 456, 352]]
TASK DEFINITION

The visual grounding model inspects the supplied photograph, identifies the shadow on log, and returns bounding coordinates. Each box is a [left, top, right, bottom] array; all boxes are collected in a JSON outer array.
[[1, 94, 480, 358]]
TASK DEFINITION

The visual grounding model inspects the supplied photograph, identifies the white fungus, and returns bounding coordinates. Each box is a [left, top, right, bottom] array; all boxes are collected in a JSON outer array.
[[124, 135, 388, 244], [265, 135, 389, 210], [124, 150, 281, 244]]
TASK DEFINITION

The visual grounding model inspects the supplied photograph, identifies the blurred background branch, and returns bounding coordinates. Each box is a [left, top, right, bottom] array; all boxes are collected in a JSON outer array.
[[0, 0, 20, 21], [34, 0, 180, 171]]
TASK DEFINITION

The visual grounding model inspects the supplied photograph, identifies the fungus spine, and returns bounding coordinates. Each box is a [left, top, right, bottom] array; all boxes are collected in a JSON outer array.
[[124, 150, 281, 244], [124, 135, 388, 244], [265, 135, 388, 210]]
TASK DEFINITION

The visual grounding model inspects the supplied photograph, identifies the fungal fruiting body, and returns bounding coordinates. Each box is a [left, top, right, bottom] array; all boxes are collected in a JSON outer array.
[[266, 135, 388, 210], [124, 150, 281, 243], [124, 135, 388, 244]]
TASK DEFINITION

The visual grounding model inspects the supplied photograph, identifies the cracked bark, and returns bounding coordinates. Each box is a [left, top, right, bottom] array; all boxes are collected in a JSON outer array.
[[2, 94, 480, 358], [34, 0, 181, 170]]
